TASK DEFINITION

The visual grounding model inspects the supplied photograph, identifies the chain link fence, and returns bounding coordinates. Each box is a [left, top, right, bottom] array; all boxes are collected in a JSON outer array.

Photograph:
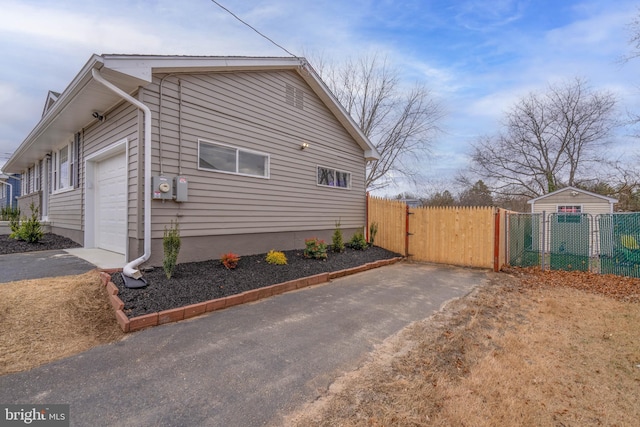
[[507, 212, 640, 278]]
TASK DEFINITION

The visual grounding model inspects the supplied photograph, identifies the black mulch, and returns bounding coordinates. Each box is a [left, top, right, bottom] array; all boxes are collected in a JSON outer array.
[[0, 233, 81, 255], [112, 246, 402, 318]]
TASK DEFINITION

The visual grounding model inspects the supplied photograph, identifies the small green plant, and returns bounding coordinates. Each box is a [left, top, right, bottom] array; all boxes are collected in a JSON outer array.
[[10, 203, 43, 243], [221, 252, 241, 269], [163, 220, 181, 279], [9, 213, 20, 234], [332, 220, 345, 253], [349, 230, 368, 250], [304, 237, 328, 260], [265, 249, 287, 265], [369, 222, 379, 246], [1, 205, 20, 222]]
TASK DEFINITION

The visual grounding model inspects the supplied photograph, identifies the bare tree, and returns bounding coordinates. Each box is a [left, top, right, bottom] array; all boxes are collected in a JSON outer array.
[[469, 78, 617, 198], [624, 8, 640, 62], [312, 54, 444, 190]]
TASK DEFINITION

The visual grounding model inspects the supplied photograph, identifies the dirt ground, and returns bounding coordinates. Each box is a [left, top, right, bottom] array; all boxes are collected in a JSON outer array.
[[1, 267, 639, 426]]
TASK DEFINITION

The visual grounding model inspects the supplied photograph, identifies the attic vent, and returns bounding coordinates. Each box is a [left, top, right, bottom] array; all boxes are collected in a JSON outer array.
[[285, 84, 304, 110]]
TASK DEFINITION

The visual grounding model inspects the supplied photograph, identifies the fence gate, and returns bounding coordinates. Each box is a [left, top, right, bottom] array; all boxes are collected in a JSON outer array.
[[548, 213, 591, 272]]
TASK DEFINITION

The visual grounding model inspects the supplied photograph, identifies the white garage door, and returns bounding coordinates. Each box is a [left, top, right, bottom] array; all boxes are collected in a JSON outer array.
[[95, 152, 127, 254]]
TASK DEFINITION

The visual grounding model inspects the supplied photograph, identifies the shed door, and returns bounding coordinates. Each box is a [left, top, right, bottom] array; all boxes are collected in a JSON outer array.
[[95, 152, 127, 254]]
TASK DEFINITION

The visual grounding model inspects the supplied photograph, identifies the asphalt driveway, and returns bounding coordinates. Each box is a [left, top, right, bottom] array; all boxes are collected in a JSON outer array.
[[0, 262, 490, 426], [0, 250, 96, 283]]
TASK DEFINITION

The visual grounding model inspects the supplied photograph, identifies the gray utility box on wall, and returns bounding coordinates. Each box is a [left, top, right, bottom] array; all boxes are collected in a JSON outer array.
[[174, 176, 188, 202], [152, 176, 173, 200]]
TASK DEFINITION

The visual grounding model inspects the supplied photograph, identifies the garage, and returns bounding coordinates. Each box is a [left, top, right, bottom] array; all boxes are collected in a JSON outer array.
[[94, 152, 127, 254]]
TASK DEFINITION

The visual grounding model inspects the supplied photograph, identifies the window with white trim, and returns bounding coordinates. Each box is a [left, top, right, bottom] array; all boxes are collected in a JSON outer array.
[[317, 166, 351, 189], [198, 139, 269, 178], [557, 205, 581, 213], [35, 160, 41, 192], [53, 142, 74, 192], [557, 205, 582, 223]]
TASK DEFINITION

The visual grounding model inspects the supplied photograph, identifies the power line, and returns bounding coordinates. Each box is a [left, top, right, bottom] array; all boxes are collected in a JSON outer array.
[[210, 0, 297, 58]]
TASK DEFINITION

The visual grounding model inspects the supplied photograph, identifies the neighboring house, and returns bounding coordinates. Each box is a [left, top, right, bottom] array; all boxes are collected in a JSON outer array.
[[399, 198, 422, 208], [3, 54, 379, 273], [0, 173, 21, 209]]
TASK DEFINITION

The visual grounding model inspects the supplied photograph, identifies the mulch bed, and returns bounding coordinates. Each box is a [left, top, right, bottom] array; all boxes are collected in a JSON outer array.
[[112, 246, 401, 317], [0, 233, 81, 255]]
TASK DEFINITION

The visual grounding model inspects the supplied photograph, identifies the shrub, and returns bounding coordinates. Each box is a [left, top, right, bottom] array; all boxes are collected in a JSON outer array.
[[369, 222, 379, 246], [349, 230, 368, 250], [9, 213, 20, 234], [266, 250, 287, 265], [304, 237, 328, 260], [221, 252, 241, 270], [163, 220, 181, 279], [1, 205, 20, 222], [10, 203, 43, 243], [332, 220, 345, 253]]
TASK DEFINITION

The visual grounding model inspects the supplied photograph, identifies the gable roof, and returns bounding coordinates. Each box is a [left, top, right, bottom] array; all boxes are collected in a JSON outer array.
[[41, 90, 61, 117], [5, 55, 379, 172], [527, 186, 618, 204]]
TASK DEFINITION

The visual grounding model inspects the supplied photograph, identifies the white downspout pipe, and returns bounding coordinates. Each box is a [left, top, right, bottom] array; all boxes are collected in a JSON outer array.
[[92, 68, 151, 279], [0, 180, 12, 209]]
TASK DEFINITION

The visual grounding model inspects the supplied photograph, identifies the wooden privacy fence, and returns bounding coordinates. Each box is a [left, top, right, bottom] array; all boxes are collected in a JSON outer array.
[[367, 195, 509, 270]]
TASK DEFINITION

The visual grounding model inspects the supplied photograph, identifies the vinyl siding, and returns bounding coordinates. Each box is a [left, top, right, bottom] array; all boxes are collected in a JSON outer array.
[[531, 191, 614, 216], [142, 70, 367, 239], [82, 101, 140, 239]]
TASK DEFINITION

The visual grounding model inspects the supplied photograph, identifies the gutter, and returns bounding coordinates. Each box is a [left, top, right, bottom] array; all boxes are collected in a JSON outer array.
[[91, 68, 151, 279]]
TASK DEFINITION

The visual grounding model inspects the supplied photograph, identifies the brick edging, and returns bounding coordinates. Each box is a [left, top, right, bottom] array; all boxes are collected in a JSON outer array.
[[101, 257, 404, 333]]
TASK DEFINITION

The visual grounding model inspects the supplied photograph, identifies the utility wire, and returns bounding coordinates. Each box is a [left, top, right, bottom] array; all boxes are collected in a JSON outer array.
[[210, 0, 297, 58]]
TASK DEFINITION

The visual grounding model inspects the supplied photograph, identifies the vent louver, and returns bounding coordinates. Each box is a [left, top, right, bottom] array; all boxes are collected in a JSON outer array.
[[285, 84, 304, 110]]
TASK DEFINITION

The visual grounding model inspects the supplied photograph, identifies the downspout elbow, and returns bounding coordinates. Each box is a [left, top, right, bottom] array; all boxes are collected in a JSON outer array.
[[91, 68, 152, 279]]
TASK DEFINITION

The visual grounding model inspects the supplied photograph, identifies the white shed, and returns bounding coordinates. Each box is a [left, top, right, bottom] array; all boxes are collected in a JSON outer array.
[[527, 186, 618, 264], [527, 186, 618, 215]]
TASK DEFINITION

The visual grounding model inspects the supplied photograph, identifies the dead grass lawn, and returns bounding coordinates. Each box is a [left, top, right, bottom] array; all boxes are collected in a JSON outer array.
[[284, 269, 640, 426], [0, 270, 123, 375]]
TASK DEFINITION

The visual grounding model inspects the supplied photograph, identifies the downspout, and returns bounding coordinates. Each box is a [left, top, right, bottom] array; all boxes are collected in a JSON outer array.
[[91, 68, 151, 279]]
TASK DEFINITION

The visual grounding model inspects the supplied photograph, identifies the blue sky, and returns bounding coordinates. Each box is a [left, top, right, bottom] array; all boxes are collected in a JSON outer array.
[[1, 0, 639, 194]]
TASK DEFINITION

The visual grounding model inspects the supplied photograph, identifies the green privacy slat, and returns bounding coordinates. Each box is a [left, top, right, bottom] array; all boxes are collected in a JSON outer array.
[[549, 213, 590, 272], [598, 213, 640, 278], [508, 213, 541, 268]]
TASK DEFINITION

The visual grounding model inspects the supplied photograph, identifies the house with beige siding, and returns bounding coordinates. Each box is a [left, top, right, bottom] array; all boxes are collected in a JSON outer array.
[[3, 55, 379, 278]]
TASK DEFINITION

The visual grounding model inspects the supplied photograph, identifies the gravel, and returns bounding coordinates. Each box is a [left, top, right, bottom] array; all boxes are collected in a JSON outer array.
[[112, 246, 402, 317], [0, 233, 81, 255]]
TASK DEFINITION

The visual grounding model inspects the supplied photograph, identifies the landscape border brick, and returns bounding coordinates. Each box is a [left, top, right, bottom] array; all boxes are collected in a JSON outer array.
[[158, 307, 185, 325], [106, 256, 404, 333]]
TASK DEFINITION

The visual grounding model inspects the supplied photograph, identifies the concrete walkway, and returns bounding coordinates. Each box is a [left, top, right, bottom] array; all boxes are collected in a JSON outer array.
[[0, 262, 490, 426]]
